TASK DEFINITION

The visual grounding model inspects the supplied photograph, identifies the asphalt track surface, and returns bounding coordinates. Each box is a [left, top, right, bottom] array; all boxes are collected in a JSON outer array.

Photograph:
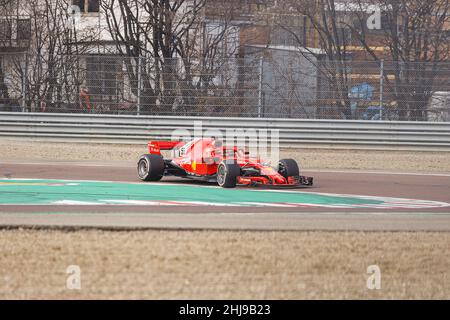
[[0, 161, 450, 231]]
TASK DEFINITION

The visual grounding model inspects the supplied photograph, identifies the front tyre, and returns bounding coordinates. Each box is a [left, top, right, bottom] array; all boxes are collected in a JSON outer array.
[[217, 161, 240, 188], [278, 159, 300, 178], [138, 154, 165, 181]]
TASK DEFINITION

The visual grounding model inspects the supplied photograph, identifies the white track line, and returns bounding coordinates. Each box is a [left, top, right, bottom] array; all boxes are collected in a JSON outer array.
[[303, 169, 450, 177]]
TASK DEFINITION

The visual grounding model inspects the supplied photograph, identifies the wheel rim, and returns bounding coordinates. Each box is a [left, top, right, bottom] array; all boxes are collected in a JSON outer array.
[[278, 162, 287, 177], [217, 165, 226, 185], [138, 160, 148, 178]]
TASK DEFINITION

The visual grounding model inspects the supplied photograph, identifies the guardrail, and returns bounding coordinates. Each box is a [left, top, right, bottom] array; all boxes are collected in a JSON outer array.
[[1, 112, 450, 149]]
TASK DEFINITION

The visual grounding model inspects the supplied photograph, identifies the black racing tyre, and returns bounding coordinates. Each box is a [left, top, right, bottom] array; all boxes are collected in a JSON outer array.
[[278, 159, 300, 178], [217, 161, 240, 188], [137, 154, 165, 181]]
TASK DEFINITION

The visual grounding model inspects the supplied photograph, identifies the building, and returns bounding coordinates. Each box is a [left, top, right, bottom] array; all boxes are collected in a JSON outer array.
[[0, 0, 31, 111]]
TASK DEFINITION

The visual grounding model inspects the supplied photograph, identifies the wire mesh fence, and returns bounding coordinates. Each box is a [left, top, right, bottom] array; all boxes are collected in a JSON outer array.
[[1, 52, 450, 121]]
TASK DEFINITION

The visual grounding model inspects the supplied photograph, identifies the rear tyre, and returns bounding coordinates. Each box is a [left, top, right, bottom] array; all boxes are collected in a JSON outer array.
[[138, 154, 165, 181], [278, 159, 300, 178], [217, 161, 240, 188]]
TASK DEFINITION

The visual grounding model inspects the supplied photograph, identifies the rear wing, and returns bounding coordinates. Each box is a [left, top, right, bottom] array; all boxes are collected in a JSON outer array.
[[148, 141, 185, 155]]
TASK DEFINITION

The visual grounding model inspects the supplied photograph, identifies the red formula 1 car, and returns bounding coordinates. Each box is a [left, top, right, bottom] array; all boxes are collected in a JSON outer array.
[[137, 138, 313, 188]]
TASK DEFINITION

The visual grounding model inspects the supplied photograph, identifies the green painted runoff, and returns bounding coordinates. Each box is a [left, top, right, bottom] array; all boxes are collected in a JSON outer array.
[[0, 179, 383, 206]]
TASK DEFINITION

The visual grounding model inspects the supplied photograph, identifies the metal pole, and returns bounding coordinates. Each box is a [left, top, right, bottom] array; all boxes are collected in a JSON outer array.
[[21, 52, 28, 112], [379, 59, 384, 120], [137, 56, 142, 116], [258, 56, 264, 118]]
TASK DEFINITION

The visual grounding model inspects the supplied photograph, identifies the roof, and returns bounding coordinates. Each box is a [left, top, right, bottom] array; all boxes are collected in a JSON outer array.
[[246, 44, 325, 55]]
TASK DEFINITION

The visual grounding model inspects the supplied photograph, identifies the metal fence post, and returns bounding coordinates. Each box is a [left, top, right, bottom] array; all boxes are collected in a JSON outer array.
[[137, 56, 142, 116], [379, 59, 384, 120], [21, 52, 28, 112], [258, 56, 264, 118]]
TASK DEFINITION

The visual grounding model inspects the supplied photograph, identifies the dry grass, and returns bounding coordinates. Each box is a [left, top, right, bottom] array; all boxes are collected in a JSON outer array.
[[0, 229, 449, 299]]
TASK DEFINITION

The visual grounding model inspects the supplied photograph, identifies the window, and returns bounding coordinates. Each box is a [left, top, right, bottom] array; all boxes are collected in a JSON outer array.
[[0, 20, 12, 40], [271, 26, 307, 47], [73, 0, 100, 14], [271, 16, 308, 47], [88, 0, 100, 13], [16, 19, 31, 40]]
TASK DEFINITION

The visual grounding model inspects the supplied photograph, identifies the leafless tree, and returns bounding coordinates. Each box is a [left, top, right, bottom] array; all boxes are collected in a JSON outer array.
[[102, 0, 241, 115], [272, 0, 450, 120], [0, 0, 16, 106], [349, 0, 450, 120], [26, 0, 97, 112], [1, 0, 95, 112], [264, 0, 356, 119]]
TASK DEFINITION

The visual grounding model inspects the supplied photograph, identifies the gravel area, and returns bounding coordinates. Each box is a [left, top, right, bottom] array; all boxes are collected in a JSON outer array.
[[1, 139, 450, 173], [0, 229, 449, 299]]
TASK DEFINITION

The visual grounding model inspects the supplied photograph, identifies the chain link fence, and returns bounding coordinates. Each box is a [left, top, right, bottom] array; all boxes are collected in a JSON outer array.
[[1, 52, 450, 121]]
